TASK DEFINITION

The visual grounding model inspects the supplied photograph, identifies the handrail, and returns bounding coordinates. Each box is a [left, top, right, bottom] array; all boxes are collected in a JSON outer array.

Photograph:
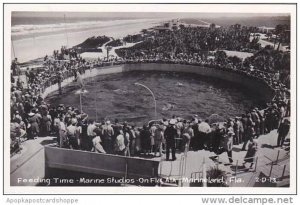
[[262, 149, 289, 178], [264, 149, 289, 166]]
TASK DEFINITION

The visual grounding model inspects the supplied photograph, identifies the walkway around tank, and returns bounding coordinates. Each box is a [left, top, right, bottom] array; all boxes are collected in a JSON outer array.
[[10, 127, 290, 187]]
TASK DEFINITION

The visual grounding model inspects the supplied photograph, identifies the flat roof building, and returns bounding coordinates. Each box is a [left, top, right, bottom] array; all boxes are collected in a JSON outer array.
[[258, 26, 275, 33]]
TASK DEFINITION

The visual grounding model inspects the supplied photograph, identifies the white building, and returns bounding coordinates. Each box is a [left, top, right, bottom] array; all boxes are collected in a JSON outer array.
[[258, 26, 275, 33]]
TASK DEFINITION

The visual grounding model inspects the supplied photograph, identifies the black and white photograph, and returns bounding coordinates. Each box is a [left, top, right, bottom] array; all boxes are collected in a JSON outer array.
[[3, 3, 297, 195]]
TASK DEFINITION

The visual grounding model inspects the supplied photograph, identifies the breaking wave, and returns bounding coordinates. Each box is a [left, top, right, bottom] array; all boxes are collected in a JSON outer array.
[[11, 19, 158, 38]]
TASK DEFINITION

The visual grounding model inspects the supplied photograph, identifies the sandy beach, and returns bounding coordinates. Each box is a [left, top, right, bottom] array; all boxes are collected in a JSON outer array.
[[12, 19, 162, 63]]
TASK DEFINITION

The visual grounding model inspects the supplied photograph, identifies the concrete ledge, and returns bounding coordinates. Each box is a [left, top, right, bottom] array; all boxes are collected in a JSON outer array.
[[45, 146, 159, 179]]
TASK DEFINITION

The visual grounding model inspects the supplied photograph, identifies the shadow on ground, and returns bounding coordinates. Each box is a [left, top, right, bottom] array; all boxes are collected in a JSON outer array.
[[40, 138, 57, 146], [261, 144, 275, 149]]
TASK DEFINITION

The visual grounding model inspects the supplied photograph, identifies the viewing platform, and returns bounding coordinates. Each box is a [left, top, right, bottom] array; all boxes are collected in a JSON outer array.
[[10, 128, 290, 187]]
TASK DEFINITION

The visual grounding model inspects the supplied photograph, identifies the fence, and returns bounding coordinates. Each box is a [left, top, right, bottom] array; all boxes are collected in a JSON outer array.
[[263, 148, 290, 181], [188, 147, 290, 187]]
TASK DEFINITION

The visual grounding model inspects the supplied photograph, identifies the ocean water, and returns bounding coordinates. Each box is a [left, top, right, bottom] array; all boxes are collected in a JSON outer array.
[[45, 71, 265, 126], [12, 18, 159, 39], [11, 13, 289, 63], [11, 18, 162, 63]]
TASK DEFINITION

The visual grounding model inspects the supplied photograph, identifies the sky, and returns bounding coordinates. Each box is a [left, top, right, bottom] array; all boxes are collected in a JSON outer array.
[[12, 11, 290, 19]]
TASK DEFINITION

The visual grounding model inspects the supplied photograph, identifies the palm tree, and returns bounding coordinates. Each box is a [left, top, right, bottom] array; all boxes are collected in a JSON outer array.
[[274, 24, 285, 50]]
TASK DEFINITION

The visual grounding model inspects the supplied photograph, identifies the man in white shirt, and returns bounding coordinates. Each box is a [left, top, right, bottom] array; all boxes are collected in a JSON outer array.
[[67, 118, 79, 149], [197, 119, 211, 150], [87, 119, 96, 150], [114, 130, 127, 156], [58, 116, 67, 148]]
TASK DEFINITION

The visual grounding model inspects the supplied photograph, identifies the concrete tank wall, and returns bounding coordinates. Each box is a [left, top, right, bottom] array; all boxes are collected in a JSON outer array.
[[122, 63, 274, 101], [42, 65, 124, 98], [43, 63, 274, 102]]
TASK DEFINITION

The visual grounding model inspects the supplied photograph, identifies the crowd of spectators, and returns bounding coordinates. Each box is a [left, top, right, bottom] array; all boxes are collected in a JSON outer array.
[[10, 58, 290, 165], [10, 47, 92, 154], [10, 24, 291, 165], [117, 25, 261, 59], [10, 90, 290, 165], [115, 24, 290, 89]]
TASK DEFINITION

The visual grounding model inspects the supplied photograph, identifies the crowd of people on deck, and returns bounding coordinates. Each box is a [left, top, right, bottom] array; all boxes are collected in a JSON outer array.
[[52, 46, 79, 60], [12, 47, 92, 97], [117, 24, 260, 58], [10, 24, 291, 168], [10, 90, 290, 165], [114, 24, 289, 89], [11, 57, 290, 166], [10, 47, 91, 153]]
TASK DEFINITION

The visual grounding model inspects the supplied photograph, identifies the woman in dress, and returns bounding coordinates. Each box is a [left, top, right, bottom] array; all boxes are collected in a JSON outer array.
[[243, 137, 258, 168]]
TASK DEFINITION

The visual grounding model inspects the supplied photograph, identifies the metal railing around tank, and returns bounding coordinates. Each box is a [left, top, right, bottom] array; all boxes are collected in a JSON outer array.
[[263, 148, 290, 181]]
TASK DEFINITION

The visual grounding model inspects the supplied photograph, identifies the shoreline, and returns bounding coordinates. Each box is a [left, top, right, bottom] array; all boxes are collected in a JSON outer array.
[[12, 20, 162, 63], [12, 19, 162, 42]]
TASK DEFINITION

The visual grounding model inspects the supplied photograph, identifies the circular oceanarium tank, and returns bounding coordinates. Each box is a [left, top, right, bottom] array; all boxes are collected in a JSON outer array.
[[46, 68, 266, 126]]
